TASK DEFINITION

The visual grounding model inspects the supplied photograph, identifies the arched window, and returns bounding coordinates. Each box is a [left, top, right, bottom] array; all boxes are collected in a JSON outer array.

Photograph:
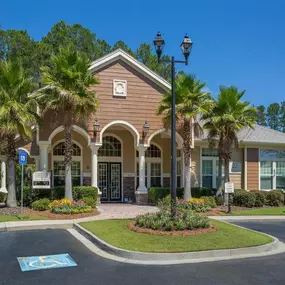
[[52, 141, 82, 187], [136, 144, 161, 158], [53, 142, 81, 156], [99, 136, 121, 157]]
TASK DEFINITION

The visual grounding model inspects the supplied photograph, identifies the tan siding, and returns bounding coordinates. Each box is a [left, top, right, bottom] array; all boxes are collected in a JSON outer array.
[[230, 148, 244, 189], [247, 148, 259, 190], [90, 61, 166, 144], [191, 146, 200, 187]]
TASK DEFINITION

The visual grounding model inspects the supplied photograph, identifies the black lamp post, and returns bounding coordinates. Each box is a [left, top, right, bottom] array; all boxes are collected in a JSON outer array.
[[93, 120, 100, 136], [154, 32, 193, 217]]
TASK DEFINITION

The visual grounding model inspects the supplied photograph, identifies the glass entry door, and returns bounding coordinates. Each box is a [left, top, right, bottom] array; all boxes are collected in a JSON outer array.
[[98, 162, 121, 202]]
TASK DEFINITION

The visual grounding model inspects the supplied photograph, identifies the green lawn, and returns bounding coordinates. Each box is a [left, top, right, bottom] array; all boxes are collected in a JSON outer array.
[[80, 219, 272, 253], [232, 207, 285, 216], [0, 215, 48, 222]]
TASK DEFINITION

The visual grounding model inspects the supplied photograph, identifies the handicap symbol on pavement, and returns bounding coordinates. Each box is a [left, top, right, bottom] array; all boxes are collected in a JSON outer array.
[[17, 254, 77, 272]]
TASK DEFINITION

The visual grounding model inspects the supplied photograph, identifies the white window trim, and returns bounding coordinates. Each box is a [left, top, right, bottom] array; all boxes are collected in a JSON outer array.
[[259, 148, 285, 190], [52, 140, 83, 186]]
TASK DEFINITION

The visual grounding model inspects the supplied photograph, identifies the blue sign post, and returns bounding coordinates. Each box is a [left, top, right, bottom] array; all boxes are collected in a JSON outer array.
[[18, 151, 27, 215]]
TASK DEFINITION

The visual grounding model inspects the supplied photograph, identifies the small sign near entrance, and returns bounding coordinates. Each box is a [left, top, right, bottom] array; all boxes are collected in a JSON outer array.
[[17, 254, 77, 272], [32, 171, 51, 189], [225, 182, 234, 193], [18, 151, 27, 165]]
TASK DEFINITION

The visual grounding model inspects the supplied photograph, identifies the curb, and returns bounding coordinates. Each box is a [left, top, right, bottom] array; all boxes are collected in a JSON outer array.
[[210, 216, 285, 221], [73, 223, 283, 263]]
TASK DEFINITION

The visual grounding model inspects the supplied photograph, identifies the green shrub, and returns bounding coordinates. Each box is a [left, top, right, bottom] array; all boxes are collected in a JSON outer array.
[[81, 196, 97, 208], [0, 192, 7, 203], [215, 196, 224, 206], [148, 187, 184, 204], [266, 190, 284, 206], [72, 186, 98, 201], [191, 187, 212, 198], [251, 191, 266, 207], [31, 198, 51, 211], [200, 196, 217, 208], [134, 210, 210, 231], [148, 187, 213, 204], [233, 191, 256, 208]]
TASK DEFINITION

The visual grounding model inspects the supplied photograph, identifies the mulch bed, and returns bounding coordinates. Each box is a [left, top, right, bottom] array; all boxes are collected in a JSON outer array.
[[128, 222, 217, 236], [24, 208, 100, 220], [0, 205, 99, 220]]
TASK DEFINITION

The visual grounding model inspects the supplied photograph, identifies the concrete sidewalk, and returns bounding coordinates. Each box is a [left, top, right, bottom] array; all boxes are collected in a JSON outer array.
[[0, 204, 158, 231]]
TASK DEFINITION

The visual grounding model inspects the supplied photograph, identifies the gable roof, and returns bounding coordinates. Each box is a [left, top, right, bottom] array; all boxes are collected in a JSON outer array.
[[89, 49, 171, 91]]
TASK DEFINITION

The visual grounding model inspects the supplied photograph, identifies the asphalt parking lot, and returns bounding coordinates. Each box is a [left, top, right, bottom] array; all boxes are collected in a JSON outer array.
[[0, 221, 285, 285]]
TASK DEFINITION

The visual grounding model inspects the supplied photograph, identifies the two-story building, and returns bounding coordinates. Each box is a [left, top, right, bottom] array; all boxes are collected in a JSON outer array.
[[2, 49, 285, 202]]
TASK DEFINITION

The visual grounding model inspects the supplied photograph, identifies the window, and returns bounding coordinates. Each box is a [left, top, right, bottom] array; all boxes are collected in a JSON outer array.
[[177, 160, 182, 188], [151, 163, 161, 187], [202, 160, 213, 189], [98, 136, 121, 157], [53, 142, 81, 156], [260, 149, 285, 190], [136, 144, 162, 188], [53, 141, 82, 187], [202, 148, 224, 189], [53, 161, 81, 186]]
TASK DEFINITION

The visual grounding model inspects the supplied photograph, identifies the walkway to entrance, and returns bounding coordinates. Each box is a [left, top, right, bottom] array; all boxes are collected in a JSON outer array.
[[80, 204, 158, 222]]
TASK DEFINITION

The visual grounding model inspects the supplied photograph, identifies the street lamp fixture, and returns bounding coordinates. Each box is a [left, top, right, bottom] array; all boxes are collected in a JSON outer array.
[[93, 120, 100, 136], [143, 121, 150, 136], [153, 31, 193, 217], [153, 32, 165, 63], [180, 34, 193, 65]]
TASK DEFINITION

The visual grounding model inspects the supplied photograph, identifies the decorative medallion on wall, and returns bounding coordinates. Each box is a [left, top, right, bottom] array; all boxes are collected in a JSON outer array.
[[113, 79, 127, 97]]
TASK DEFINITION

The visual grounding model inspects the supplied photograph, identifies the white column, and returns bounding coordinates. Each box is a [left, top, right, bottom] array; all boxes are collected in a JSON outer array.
[[38, 142, 49, 171], [90, 144, 101, 194], [0, 160, 7, 194], [35, 157, 40, 171], [137, 146, 148, 192]]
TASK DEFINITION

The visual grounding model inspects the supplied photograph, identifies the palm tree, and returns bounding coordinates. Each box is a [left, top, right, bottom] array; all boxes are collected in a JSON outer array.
[[203, 86, 256, 197], [35, 47, 99, 200], [0, 61, 38, 207], [157, 73, 213, 200]]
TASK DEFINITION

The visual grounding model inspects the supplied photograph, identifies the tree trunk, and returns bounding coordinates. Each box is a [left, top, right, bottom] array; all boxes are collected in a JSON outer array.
[[64, 124, 73, 200], [216, 153, 223, 197], [183, 119, 192, 200], [6, 135, 17, 207]]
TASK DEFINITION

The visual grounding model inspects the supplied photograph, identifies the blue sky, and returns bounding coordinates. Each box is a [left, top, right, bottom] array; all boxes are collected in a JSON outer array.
[[1, 0, 285, 106]]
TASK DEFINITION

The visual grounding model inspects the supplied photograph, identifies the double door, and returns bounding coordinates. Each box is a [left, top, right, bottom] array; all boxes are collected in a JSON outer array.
[[98, 162, 121, 202]]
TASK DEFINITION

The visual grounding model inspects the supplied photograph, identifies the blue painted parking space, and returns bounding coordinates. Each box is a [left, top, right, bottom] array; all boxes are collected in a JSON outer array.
[[17, 253, 77, 272]]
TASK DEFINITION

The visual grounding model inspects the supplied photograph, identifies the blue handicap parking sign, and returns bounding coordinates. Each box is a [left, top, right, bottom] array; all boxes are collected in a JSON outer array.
[[18, 151, 27, 165], [17, 254, 77, 272]]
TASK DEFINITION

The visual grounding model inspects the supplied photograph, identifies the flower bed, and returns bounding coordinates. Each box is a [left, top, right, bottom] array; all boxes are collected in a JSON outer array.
[[49, 198, 92, 214]]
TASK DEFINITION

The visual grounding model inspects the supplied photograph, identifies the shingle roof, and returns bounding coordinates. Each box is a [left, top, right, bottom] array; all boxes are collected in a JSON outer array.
[[198, 124, 285, 145]]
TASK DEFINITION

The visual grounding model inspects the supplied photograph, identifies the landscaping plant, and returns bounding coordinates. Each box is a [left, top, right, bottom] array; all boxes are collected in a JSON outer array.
[[31, 198, 51, 211], [135, 210, 210, 232], [49, 198, 92, 214]]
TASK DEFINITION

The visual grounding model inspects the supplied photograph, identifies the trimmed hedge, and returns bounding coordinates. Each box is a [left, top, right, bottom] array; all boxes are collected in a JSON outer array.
[[148, 187, 213, 204], [148, 187, 184, 204], [233, 189, 285, 208], [20, 186, 98, 207], [266, 190, 284, 206]]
